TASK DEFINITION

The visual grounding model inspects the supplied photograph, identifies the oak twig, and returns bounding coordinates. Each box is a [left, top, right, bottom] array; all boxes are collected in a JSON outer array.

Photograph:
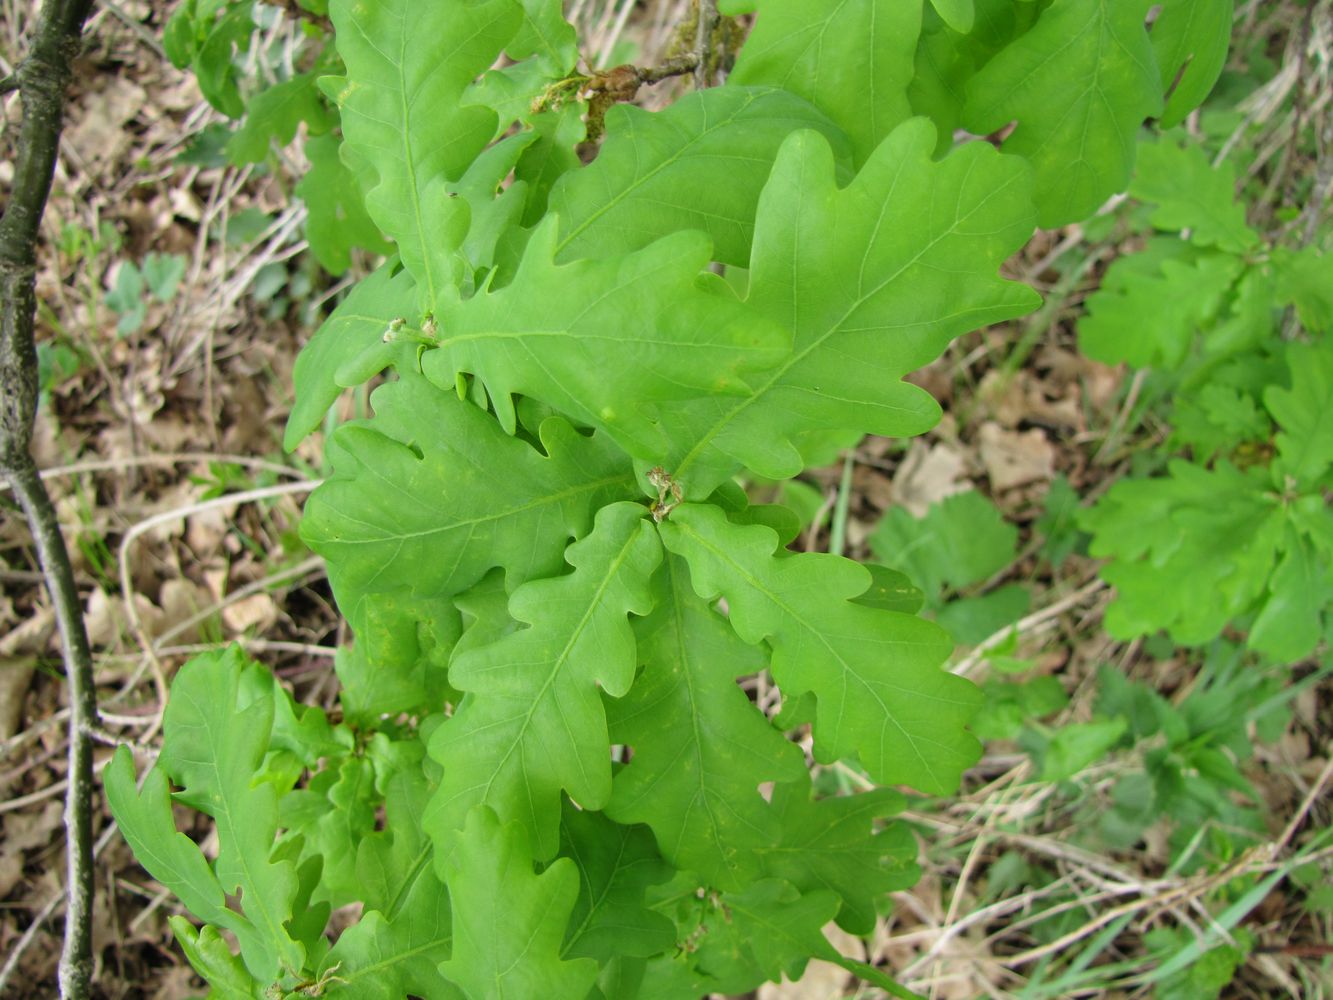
[[0, 0, 98, 997]]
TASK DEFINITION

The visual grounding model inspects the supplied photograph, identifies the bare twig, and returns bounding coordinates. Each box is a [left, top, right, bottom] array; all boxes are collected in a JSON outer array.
[[0, 1, 98, 996]]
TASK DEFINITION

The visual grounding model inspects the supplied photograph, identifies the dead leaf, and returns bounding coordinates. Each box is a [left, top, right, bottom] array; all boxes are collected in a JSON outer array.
[[85, 587, 165, 647], [0, 658, 35, 744], [221, 593, 278, 634], [978, 422, 1055, 491], [892, 442, 969, 516]]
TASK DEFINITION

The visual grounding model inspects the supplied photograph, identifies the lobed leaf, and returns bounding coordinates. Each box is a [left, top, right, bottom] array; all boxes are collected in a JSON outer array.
[[909, 0, 1041, 156], [1080, 460, 1295, 649], [606, 555, 807, 890], [1152, 0, 1234, 128], [1130, 139, 1257, 253], [334, 588, 461, 723], [662, 119, 1038, 494], [1266, 340, 1333, 488], [326, 0, 520, 309], [104, 749, 268, 973], [870, 489, 1019, 599], [426, 502, 662, 860], [161, 650, 307, 978], [755, 780, 918, 935], [727, 0, 921, 166], [1250, 510, 1330, 663], [285, 262, 417, 450], [964, 0, 1163, 226], [227, 73, 334, 165], [507, 0, 578, 76], [421, 218, 791, 458], [661, 504, 979, 795], [560, 805, 678, 963], [549, 86, 853, 267], [170, 920, 266, 998], [1078, 244, 1242, 369], [689, 879, 906, 996], [439, 807, 599, 998], [296, 132, 394, 278], [301, 372, 636, 608], [323, 765, 459, 999]]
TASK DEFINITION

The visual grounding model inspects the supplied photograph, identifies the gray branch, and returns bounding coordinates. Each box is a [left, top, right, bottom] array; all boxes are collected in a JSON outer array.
[[0, 0, 98, 996]]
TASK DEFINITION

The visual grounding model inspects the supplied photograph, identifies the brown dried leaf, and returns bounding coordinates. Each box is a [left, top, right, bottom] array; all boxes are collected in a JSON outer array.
[[978, 422, 1055, 491]]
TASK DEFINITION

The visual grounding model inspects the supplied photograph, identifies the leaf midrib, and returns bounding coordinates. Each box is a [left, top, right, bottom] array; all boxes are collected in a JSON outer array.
[[674, 147, 1023, 483]]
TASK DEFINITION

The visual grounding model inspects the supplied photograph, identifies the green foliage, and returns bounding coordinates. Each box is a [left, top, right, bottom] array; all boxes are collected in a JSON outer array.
[[726, 0, 920, 166], [548, 87, 853, 267], [1078, 136, 1333, 661], [105, 253, 186, 335], [962, 0, 1233, 225], [870, 489, 1029, 644], [107, 3, 1255, 997]]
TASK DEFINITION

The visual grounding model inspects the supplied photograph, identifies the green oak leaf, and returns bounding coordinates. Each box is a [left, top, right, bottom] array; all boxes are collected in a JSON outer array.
[[1267, 341, 1333, 488], [690, 880, 839, 994], [296, 132, 394, 278], [326, 0, 520, 309], [606, 555, 807, 890], [421, 218, 790, 457], [662, 119, 1038, 494], [227, 73, 333, 165], [514, 104, 584, 228], [549, 86, 853, 267], [661, 504, 980, 795], [280, 756, 376, 907], [334, 588, 462, 724], [1080, 459, 1291, 649], [964, 0, 1163, 226], [692, 879, 906, 996], [169, 920, 266, 999], [323, 765, 460, 999], [1130, 139, 1257, 253], [727, 1, 921, 166], [167, 1, 254, 118], [104, 748, 271, 975], [755, 780, 919, 935], [1153, 0, 1234, 128], [507, 0, 578, 76], [560, 804, 677, 962], [285, 262, 417, 450], [448, 130, 537, 285], [910, 0, 1039, 156], [151, 647, 304, 980], [439, 807, 599, 998], [426, 502, 662, 861], [301, 372, 636, 607], [930, 0, 975, 33]]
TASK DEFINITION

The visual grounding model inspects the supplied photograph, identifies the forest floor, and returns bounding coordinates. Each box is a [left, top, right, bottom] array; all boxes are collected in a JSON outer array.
[[0, 1, 1329, 998]]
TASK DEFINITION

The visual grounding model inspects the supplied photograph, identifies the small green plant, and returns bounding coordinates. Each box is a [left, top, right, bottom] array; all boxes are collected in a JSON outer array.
[[1078, 133, 1333, 662], [104, 252, 187, 335]]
